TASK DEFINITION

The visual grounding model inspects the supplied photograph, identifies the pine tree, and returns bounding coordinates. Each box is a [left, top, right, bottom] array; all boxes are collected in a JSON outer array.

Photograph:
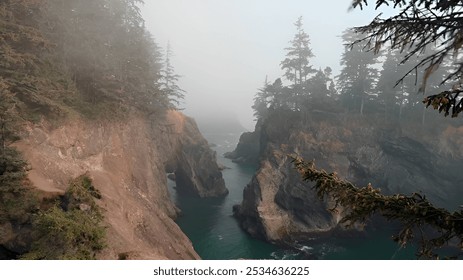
[[37, 0, 167, 112], [352, 0, 463, 118], [252, 76, 271, 120], [376, 49, 403, 121], [280, 16, 315, 88], [307, 67, 334, 99], [337, 29, 380, 115], [376, 47, 453, 124], [160, 42, 185, 108], [0, 74, 37, 227], [293, 1, 463, 260], [409, 49, 453, 125], [267, 78, 287, 111]]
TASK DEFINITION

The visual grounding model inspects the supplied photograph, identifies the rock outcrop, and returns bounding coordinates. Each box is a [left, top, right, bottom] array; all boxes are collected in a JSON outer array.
[[233, 111, 463, 244], [224, 123, 260, 165], [162, 111, 228, 197], [11, 110, 227, 259]]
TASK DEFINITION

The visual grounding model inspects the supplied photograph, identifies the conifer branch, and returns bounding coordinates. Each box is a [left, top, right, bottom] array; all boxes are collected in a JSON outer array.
[[292, 156, 463, 259]]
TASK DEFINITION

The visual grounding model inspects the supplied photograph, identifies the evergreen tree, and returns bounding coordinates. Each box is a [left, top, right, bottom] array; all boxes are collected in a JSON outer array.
[[352, 0, 463, 118], [295, 66, 340, 116], [294, 0, 463, 260], [337, 29, 380, 115], [252, 76, 270, 120], [38, 0, 166, 113], [267, 78, 287, 111], [376, 49, 404, 121], [0, 0, 52, 115], [410, 50, 453, 125], [0, 77, 37, 227], [280, 16, 314, 88], [306, 67, 334, 99], [160, 42, 185, 108], [324, 67, 338, 97], [376, 47, 453, 124]]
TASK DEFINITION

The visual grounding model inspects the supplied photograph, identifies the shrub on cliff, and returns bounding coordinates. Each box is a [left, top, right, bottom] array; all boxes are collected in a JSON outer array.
[[0, 85, 39, 228], [0, 147, 39, 226], [22, 175, 106, 260]]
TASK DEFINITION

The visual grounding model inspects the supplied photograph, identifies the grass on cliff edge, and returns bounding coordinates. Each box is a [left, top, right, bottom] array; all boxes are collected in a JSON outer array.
[[21, 174, 106, 260]]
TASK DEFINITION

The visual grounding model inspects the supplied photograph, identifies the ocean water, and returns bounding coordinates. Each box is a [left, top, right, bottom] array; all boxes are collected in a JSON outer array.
[[168, 132, 285, 259], [168, 132, 416, 260]]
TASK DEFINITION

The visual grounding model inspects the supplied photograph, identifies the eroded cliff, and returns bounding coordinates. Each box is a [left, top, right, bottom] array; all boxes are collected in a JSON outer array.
[[233, 111, 463, 244], [12, 110, 227, 259]]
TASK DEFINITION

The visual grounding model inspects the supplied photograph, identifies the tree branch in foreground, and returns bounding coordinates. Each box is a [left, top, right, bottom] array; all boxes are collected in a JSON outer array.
[[349, 0, 463, 118], [292, 156, 463, 259]]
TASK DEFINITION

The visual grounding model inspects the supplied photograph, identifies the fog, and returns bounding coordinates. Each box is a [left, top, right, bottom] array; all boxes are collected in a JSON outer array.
[[141, 0, 390, 130]]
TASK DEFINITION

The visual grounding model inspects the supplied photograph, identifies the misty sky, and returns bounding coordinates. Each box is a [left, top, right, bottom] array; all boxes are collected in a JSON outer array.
[[141, 0, 392, 130]]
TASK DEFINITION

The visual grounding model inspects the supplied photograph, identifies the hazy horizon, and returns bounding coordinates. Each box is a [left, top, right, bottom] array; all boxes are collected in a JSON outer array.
[[141, 1, 392, 130]]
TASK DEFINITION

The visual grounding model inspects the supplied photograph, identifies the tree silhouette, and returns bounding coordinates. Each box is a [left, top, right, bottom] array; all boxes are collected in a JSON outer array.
[[281, 16, 315, 87], [252, 76, 270, 120], [337, 29, 379, 115], [160, 42, 185, 108], [351, 0, 463, 117], [295, 0, 463, 259]]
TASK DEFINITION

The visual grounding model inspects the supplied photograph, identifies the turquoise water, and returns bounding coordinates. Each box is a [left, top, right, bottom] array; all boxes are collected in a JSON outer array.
[[168, 133, 287, 259], [168, 132, 416, 260]]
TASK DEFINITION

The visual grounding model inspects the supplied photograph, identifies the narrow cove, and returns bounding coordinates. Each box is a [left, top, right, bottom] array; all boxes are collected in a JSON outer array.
[[167, 132, 287, 259], [168, 132, 416, 260]]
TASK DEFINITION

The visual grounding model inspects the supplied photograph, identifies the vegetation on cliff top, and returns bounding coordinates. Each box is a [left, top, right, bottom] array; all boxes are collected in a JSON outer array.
[[351, 0, 463, 118], [1, 82, 38, 230], [1, 0, 176, 259], [1, 0, 183, 123], [246, 0, 463, 259], [0, 129, 38, 227], [290, 0, 463, 259]]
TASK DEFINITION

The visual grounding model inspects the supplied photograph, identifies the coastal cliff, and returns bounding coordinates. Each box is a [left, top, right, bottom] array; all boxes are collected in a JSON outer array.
[[232, 110, 463, 244], [9, 110, 227, 259], [0, 0, 231, 260]]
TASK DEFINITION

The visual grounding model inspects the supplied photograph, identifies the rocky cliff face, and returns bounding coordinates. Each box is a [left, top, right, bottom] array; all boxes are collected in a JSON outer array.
[[224, 120, 261, 165], [233, 111, 463, 244], [12, 110, 227, 259]]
